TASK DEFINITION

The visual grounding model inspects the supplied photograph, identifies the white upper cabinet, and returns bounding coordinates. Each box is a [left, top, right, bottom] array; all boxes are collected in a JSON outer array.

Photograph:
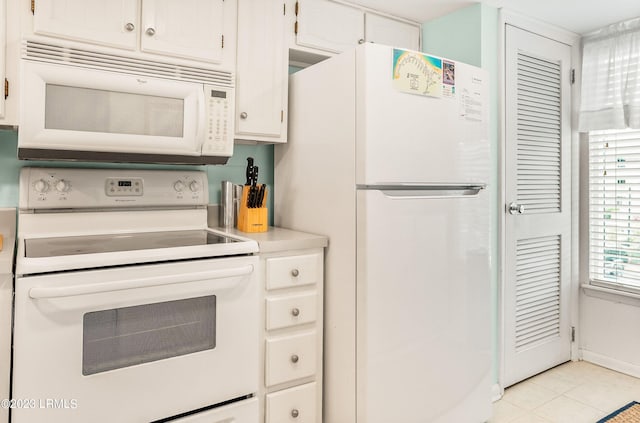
[[0, 0, 6, 121], [32, 0, 138, 50], [28, 0, 235, 68], [1, 0, 19, 126], [296, 0, 364, 53], [235, 0, 288, 143], [140, 0, 226, 63], [291, 0, 420, 57], [365, 13, 421, 52]]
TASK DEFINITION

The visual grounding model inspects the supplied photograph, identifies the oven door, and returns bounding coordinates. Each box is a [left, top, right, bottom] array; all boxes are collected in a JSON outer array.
[[12, 255, 258, 423]]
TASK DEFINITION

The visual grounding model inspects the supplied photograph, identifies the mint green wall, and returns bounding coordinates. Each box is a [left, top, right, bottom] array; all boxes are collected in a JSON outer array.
[[422, 4, 500, 384], [422, 4, 483, 66], [0, 129, 274, 223]]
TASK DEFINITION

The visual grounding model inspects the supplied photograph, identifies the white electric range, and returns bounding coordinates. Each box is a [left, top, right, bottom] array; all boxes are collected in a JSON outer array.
[[12, 167, 259, 423]]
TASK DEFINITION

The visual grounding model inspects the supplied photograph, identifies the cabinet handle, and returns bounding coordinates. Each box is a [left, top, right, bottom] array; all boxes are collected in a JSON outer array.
[[291, 409, 300, 418], [291, 269, 299, 277], [124, 22, 135, 32], [290, 354, 299, 363], [146, 27, 156, 36], [291, 307, 300, 317], [358, 38, 365, 44], [240, 112, 248, 119]]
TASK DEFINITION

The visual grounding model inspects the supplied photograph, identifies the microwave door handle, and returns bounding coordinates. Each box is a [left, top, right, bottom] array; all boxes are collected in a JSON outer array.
[[197, 87, 206, 153], [28, 265, 254, 299]]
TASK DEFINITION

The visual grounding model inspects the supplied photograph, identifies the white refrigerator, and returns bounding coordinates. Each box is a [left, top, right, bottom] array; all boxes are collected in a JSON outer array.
[[275, 43, 491, 423]]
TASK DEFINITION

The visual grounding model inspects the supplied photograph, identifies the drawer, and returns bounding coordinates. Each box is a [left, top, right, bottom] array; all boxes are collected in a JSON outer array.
[[266, 254, 320, 290], [171, 397, 258, 422], [266, 292, 317, 330], [266, 382, 316, 423], [266, 331, 317, 387]]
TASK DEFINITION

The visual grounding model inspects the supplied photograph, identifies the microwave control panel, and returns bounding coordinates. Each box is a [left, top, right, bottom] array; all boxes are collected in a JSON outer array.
[[202, 85, 234, 157]]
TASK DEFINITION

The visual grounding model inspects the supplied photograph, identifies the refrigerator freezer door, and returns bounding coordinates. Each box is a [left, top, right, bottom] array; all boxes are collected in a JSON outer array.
[[356, 44, 490, 186], [356, 188, 492, 423]]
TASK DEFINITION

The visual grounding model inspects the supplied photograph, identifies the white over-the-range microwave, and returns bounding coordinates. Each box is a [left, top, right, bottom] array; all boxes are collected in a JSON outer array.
[[18, 40, 235, 165]]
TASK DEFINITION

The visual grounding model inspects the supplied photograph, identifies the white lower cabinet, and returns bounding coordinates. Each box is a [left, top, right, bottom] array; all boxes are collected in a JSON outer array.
[[266, 382, 317, 423], [260, 249, 323, 423], [266, 331, 317, 387], [266, 292, 317, 330]]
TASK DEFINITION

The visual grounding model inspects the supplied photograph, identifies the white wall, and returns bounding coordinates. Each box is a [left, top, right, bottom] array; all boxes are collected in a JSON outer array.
[[580, 288, 640, 378]]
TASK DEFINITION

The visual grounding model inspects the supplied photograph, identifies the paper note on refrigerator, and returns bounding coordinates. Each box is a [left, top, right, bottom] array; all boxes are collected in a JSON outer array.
[[392, 49, 443, 98], [459, 82, 484, 123]]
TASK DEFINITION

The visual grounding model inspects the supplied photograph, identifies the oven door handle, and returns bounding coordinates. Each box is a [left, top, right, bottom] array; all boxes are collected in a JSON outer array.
[[28, 265, 254, 299]]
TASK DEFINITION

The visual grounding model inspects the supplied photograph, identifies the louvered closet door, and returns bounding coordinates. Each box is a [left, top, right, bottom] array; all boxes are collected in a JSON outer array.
[[504, 25, 572, 387]]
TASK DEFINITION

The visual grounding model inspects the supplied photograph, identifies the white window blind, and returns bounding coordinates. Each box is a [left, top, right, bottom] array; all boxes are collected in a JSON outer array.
[[590, 129, 640, 291]]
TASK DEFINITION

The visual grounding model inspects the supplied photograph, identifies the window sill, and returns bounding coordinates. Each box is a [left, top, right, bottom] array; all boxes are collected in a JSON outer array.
[[581, 283, 640, 307]]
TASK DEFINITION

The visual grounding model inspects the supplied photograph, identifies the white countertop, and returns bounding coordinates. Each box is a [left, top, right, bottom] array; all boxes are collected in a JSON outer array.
[[223, 226, 328, 253], [0, 208, 16, 275], [207, 205, 328, 253]]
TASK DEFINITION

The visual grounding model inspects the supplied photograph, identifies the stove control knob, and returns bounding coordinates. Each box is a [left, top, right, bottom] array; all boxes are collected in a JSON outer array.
[[34, 179, 49, 193], [55, 180, 70, 192], [173, 181, 185, 192], [189, 181, 200, 192]]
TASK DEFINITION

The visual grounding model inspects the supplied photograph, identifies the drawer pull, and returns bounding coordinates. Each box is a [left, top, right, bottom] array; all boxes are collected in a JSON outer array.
[[291, 268, 300, 277], [291, 409, 300, 418], [290, 354, 299, 363], [291, 307, 300, 317]]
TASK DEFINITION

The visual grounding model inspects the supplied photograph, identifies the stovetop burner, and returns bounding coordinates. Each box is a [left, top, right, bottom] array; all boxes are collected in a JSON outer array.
[[25, 230, 240, 258]]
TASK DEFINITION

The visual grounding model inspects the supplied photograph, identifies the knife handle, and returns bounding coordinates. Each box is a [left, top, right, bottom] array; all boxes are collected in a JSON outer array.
[[245, 157, 254, 186], [258, 184, 266, 207]]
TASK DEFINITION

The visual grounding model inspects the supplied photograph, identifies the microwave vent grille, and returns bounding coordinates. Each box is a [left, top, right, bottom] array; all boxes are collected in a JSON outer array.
[[22, 40, 234, 87]]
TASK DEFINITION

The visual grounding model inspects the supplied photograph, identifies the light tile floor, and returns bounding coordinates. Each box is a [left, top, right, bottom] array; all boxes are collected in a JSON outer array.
[[490, 361, 640, 423]]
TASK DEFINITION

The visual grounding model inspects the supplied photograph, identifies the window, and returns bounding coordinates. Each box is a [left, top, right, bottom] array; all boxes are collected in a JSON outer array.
[[590, 129, 640, 292], [582, 17, 640, 293]]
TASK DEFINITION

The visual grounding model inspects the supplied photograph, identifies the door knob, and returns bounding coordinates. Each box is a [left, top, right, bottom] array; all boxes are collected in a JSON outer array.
[[145, 27, 156, 36], [508, 202, 525, 215]]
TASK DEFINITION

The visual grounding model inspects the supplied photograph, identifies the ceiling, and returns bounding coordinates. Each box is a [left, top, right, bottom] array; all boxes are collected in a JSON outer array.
[[348, 0, 640, 35]]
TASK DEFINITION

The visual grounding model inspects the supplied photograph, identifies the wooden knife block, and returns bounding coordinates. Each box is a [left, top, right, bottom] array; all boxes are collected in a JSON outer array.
[[237, 185, 268, 233]]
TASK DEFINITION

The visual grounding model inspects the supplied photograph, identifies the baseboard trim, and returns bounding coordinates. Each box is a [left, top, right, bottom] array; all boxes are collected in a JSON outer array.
[[581, 350, 640, 379], [491, 383, 503, 402]]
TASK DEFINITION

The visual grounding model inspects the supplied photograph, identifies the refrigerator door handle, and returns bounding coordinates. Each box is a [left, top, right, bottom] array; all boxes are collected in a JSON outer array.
[[359, 184, 486, 199]]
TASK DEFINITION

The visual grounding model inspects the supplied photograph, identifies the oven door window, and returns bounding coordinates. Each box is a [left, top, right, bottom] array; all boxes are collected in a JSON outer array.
[[82, 295, 215, 376]]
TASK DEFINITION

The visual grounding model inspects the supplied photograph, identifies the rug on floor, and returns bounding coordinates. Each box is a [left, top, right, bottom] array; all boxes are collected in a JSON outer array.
[[597, 401, 640, 422]]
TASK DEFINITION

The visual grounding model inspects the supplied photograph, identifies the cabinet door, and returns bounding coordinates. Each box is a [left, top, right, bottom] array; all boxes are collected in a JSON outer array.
[[296, 0, 364, 54], [32, 0, 138, 50], [0, 0, 5, 121], [365, 13, 420, 51], [235, 0, 287, 142], [140, 0, 226, 63]]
